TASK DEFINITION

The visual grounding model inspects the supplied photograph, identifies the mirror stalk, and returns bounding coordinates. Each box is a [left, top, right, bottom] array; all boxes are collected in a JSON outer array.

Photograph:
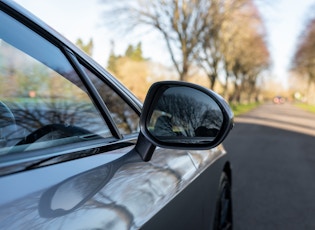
[[134, 132, 156, 161]]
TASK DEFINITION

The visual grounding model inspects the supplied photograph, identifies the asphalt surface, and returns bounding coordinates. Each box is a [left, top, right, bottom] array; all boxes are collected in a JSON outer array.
[[224, 103, 315, 230]]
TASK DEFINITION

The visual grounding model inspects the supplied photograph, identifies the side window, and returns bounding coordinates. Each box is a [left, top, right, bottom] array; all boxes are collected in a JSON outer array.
[[0, 11, 111, 156], [83, 67, 140, 135]]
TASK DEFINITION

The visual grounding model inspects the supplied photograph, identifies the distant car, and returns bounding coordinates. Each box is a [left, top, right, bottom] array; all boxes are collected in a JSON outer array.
[[273, 96, 285, 104], [0, 1, 234, 229]]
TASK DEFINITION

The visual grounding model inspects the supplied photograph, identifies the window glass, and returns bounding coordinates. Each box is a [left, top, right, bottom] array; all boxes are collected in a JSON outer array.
[[84, 67, 140, 135], [0, 11, 111, 156]]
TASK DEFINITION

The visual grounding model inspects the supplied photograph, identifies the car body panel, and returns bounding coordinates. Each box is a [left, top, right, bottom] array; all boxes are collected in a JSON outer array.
[[0, 0, 232, 229], [0, 145, 227, 229]]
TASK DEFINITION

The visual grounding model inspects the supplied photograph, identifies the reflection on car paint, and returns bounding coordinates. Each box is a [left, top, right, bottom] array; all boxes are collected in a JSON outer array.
[[0, 145, 225, 229]]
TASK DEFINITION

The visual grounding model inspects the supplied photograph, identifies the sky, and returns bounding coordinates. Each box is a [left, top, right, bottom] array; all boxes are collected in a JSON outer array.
[[257, 0, 315, 88], [13, 0, 315, 89]]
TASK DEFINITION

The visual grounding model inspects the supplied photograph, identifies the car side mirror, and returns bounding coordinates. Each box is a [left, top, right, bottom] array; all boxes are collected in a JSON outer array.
[[135, 81, 234, 161]]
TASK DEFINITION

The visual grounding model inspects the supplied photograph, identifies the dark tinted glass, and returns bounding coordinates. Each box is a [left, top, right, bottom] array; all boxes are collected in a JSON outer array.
[[148, 86, 223, 143], [84, 68, 140, 135], [0, 11, 111, 157]]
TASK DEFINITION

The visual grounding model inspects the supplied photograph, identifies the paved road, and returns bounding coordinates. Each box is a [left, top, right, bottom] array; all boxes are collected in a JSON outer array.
[[224, 103, 315, 230]]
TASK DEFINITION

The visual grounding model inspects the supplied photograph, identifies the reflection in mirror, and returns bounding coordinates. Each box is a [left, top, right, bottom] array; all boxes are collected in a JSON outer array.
[[148, 86, 223, 144]]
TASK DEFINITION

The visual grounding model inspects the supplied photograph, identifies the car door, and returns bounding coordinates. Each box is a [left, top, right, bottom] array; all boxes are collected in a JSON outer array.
[[0, 4, 140, 228], [0, 2, 232, 230]]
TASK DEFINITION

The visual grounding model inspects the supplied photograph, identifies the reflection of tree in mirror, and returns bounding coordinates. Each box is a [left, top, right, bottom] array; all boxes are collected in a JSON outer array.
[[155, 93, 223, 137], [154, 115, 176, 136]]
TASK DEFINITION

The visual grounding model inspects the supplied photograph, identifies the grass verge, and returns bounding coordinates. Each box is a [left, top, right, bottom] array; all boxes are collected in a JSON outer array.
[[230, 102, 261, 116], [295, 103, 315, 113]]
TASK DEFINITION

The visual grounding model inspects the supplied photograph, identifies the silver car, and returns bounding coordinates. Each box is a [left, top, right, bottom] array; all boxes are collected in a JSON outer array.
[[0, 1, 233, 229]]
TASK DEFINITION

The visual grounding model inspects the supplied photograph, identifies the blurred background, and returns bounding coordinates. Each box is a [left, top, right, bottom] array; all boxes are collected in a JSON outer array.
[[14, 0, 315, 106]]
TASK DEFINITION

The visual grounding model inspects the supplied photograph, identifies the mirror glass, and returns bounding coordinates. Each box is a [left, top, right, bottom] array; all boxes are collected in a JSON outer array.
[[148, 86, 223, 144]]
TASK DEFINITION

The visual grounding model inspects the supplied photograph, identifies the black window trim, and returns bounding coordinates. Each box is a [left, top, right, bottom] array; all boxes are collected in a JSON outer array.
[[0, 136, 138, 177], [62, 47, 123, 139], [77, 56, 142, 116]]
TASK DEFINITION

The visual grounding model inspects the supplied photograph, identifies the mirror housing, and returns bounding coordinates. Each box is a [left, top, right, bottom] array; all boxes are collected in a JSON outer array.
[[136, 81, 234, 161]]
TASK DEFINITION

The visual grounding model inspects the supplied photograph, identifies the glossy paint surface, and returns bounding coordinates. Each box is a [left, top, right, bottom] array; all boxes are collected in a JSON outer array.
[[0, 145, 226, 229]]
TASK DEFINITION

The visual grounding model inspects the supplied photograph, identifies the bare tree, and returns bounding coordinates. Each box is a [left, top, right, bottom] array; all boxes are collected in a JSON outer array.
[[102, 0, 270, 100], [291, 16, 315, 91], [102, 0, 216, 81], [291, 14, 315, 104], [197, 0, 250, 89], [220, 1, 270, 103]]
